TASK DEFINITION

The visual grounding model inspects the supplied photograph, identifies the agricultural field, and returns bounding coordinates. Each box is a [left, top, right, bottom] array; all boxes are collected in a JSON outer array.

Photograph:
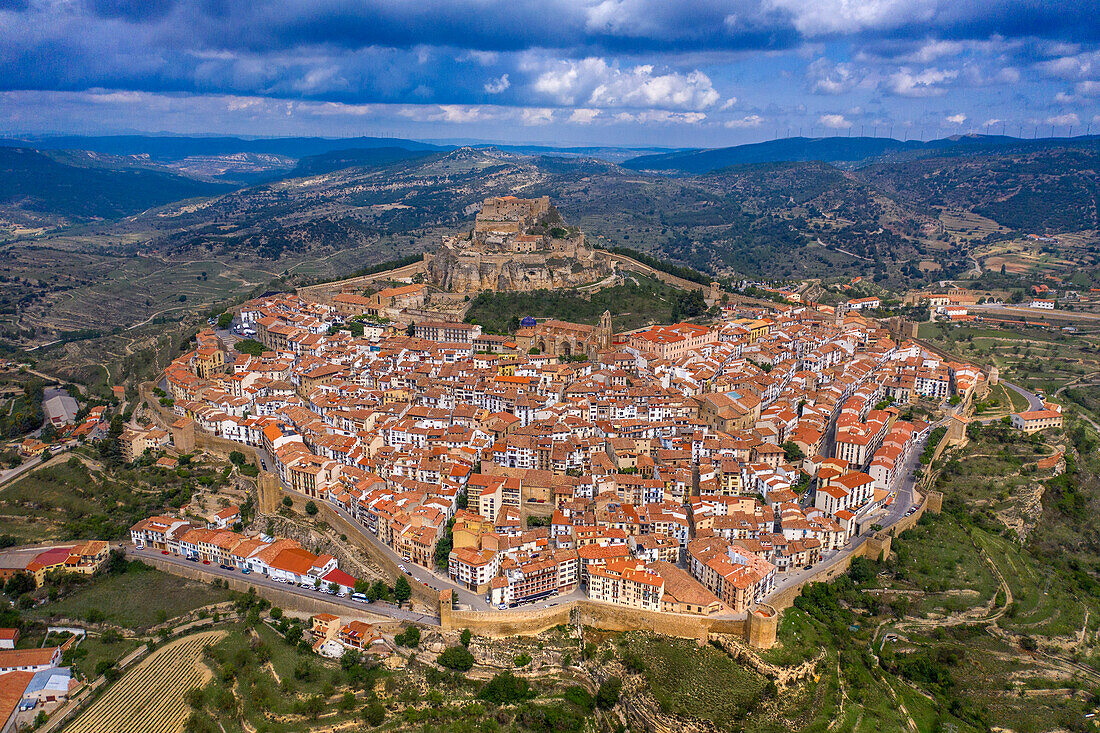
[[917, 321, 1100, 394], [746, 413, 1100, 733], [970, 229, 1099, 278], [30, 563, 233, 630], [0, 451, 233, 543], [930, 422, 1060, 541], [67, 629, 226, 733], [938, 209, 1010, 242], [620, 635, 767, 728]]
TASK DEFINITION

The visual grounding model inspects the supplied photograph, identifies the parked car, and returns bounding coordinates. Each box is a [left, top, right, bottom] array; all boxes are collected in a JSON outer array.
[[201, 560, 211, 565], [241, 567, 251, 574], [161, 550, 169, 555]]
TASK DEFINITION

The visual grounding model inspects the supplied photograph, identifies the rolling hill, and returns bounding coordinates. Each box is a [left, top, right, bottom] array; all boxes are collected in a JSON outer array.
[[622, 134, 1100, 174], [0, 146, 234, 224]]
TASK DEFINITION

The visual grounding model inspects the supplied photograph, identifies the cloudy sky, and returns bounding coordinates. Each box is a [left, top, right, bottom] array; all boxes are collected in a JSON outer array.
[[2, 0, 1099, 147]]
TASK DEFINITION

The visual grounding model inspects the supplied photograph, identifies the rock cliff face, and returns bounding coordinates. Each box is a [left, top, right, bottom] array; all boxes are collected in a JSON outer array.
[[428, 247, 611, 293]]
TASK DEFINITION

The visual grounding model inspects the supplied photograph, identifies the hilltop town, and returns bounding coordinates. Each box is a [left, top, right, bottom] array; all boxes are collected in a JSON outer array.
[[0, 191, 1089, 733], [130, 204, 1030, 643]]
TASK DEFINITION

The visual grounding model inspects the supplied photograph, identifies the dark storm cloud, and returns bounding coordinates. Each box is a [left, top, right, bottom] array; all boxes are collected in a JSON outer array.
[[1, 0, 1097, 103], [0, 0, 1097, 142]]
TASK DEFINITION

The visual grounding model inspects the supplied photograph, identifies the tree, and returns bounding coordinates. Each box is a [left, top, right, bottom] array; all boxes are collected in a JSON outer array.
[[328, 582, 339, 594], [305, 500, 319, 516], [97, 414, 126, 467], [395, 625, 420, 648], [437, 645, 475, 671], [435, 518, 454, 570], [478, 672, 533, 704], [4, 573, 34, 597], [293, 660, 314, 681], [782, 441, 805, 462], [236, 339, 264, 357], [217, 312, 233, 329], [368, 580, 387, 601], [301, 694, 324, 720], [596, 677, 622, 709], [362, 700, 386, 726], [285, 625, 303, 646], [281, 496, 293, 508], [460, 628, 472, 647], [353, 579, 371, 595], [393, 575, 411, 603], [341, 648, 362, 670], [228, 451, 246, 466]]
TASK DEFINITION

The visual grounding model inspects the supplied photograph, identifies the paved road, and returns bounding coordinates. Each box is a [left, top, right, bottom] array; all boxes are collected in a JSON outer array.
[[768, 424, 925, 599], [770, 378, 1045, 599], [969, 303, 1100, 324], [1002, 380, 1044, 411], [128, 546, 440, 625], [0, 441, 78, 489], [299, 488, 594, 613]]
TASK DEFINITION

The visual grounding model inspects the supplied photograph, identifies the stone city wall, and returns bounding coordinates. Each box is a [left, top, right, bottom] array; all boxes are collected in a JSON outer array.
[[313, 502, 440, 610], [296, 259, 428, 306], [441, 598, 751, 646]]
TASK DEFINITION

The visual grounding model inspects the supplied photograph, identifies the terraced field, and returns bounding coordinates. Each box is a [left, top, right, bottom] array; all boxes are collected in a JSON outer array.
[[67, 630, 225, 733]]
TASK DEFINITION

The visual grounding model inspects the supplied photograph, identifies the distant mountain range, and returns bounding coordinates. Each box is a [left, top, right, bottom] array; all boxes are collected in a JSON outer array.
[[0, 134, 442, 161], [0, 146, 233, 222], [5, 132, 1095, 175], [621, 134, 1100, 173]]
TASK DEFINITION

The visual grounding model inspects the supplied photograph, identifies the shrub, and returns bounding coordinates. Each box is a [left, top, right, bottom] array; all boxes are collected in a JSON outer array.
[[362, 700, 386, 726], [478, 672, 534, 705], [562, 685, 594, 712], [305, 501, 318, 516], [513, 652, 532, 667], [395, 625, 420, 648], [596, 677, 622, 709], [438, 645, 475, 671]]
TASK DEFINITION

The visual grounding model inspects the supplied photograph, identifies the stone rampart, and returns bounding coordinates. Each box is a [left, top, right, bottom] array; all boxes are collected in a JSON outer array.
[[443, 599, 751, 646], [296, 259, 428, 305], [315, 503, 439, 610]]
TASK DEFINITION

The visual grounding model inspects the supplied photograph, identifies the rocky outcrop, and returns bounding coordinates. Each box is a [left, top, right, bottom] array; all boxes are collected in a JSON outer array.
[[427, 246, 611, 293]]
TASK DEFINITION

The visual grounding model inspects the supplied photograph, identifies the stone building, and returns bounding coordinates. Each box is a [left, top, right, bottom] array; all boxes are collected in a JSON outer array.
[[426, 195, 612, 293], [514, 311, 613, 359]]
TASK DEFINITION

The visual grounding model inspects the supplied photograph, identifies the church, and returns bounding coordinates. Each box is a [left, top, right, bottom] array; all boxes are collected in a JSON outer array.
[[514, 311, 613, 359]]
